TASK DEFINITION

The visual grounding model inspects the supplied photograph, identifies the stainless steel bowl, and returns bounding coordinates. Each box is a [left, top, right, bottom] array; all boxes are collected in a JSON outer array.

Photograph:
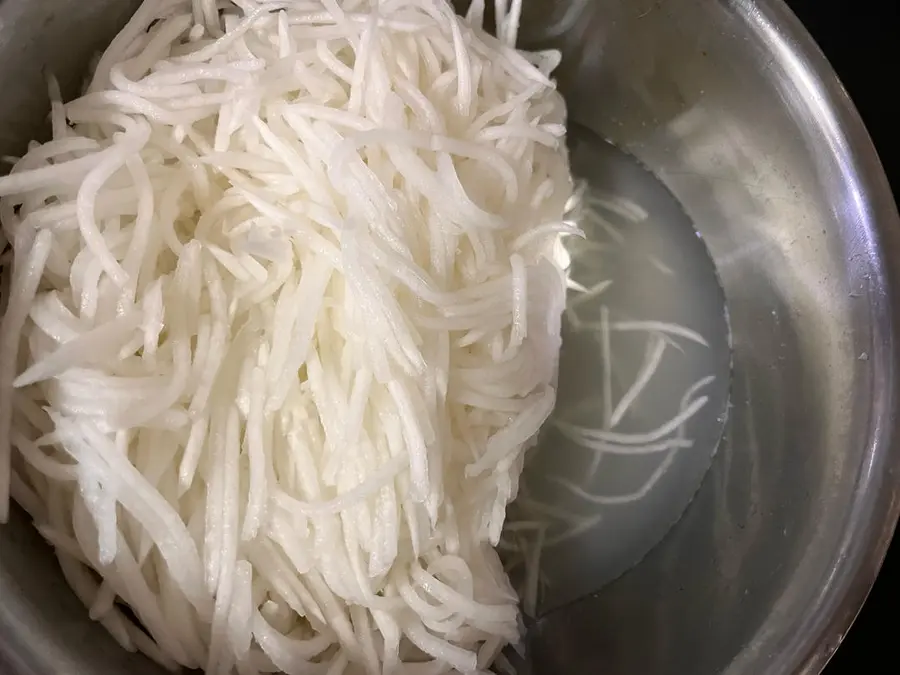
[[2, 1, 899, 674]]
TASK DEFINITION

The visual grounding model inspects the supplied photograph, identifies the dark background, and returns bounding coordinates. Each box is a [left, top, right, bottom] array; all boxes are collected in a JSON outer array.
[[783, 1, 898, 672]]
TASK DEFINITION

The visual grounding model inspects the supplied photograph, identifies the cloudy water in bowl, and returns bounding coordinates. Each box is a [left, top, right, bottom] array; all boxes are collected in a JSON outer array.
[[501, 126, 732, 617]]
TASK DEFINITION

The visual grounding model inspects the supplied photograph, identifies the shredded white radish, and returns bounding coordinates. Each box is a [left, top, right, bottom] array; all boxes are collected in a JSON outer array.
[[0, 0, 575, 673], [501, 179, 719, 619]]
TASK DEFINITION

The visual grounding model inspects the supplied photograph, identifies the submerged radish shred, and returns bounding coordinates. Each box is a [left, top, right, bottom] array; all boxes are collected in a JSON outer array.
[[500, 187, 717, 620], [0, 0, 575, 673]]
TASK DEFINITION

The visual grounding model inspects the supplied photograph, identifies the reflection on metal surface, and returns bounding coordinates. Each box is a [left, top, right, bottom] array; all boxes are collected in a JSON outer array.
[[503, 129, 730, 615], [522, 1, 900, 674]]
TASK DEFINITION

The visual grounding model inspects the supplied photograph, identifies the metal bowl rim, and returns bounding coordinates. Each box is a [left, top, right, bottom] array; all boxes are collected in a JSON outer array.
[[728, 1, 900, 673]]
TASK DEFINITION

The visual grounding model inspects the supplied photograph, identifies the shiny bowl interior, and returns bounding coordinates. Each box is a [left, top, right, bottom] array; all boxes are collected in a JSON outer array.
[[1, 1, 899, 674]]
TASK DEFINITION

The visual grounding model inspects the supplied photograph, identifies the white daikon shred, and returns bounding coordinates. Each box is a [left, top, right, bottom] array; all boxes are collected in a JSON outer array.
[[500, 178, 718, 621], [0, 0, 576, 672]]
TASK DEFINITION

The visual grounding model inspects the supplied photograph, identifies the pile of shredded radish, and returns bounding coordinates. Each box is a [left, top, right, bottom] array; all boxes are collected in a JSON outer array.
[[0, 0, 576, 673]]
